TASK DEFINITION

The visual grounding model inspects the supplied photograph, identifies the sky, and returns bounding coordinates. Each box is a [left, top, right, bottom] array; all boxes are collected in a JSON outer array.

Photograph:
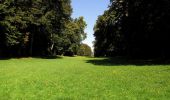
[[71, 0, 110, 50]]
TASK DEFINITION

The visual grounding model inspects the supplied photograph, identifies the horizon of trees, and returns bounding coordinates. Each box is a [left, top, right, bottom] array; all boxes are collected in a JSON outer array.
[[77, 43, 92, 57], [0, 0, 87, 57], [1, 0, 170, 59], [94, 0, 170, 59]]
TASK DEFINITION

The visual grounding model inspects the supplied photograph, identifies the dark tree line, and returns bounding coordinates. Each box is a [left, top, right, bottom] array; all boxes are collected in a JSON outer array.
[[0, 0, 86, 57], [94, 0, 170, 59]]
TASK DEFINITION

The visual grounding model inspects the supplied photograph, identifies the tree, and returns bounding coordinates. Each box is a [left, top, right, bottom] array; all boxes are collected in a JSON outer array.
[[0, 0, 87, 57], [94, 1, 126, 57], [77, 43, 92, 57], [61, 16, 87, 56], [94, 0, 170, 59]]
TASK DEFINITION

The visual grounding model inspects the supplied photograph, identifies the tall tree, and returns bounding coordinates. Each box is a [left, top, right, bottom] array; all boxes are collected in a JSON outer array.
[[0, 0, 87, 57], [62, 16, 87, 56], [94, 0, 170, 59]]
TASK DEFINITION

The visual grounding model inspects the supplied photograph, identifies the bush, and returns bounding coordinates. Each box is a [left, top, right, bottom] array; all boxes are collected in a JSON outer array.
[[77, 43, 92, 57]]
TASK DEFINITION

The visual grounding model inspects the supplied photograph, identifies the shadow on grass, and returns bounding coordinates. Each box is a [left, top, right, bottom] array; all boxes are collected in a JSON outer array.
[[35, 56, 63, 59], [86, 57, 170, 66], [0, 57, 11, 60], [0, 56, 63, 60]]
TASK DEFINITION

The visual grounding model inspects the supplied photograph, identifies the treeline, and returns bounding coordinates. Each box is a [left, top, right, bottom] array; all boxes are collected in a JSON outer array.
[[77, 43, 92, 57], [94, 0, 170, 59], [0, 0, 86, 57]]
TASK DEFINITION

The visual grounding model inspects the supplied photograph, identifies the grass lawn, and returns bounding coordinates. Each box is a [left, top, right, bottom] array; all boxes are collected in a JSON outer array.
[[0, 57, 170, 100]]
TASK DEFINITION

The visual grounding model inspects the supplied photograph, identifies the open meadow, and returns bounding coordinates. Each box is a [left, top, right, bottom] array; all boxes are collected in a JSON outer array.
[[0, 57, 170, 100]]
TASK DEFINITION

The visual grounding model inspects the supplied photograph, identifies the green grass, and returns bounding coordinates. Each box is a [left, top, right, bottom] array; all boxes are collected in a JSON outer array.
[[0, 57, 170, 100]]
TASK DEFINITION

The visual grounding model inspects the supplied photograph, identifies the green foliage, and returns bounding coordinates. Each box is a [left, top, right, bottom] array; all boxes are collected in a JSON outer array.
[[94, 0, 170, 59], [0, 0, 87, 57], [62, 17, 87, 56], [77, 43, 92, 56], [0, 57, 170, 99], [94, 8, 124, 57]]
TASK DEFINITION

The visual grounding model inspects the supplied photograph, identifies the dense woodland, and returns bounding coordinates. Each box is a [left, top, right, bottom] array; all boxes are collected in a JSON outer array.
[[94, 0, 170, 59], [0, 0, 87, 57], [1, 0, 170, 59]]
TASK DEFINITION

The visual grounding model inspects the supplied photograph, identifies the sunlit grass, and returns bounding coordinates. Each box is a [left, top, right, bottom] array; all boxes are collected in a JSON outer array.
[[0, 57, 170, 99]]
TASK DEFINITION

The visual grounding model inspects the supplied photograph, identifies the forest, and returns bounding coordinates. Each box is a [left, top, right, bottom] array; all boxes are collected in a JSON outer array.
[[0, 0, 87, 57], [94, 0, 170, 59], [1, 0, 170, 60]]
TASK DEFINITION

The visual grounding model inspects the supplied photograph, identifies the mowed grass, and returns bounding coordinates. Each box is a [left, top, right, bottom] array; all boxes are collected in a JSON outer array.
[[0, 57, 170, 100]]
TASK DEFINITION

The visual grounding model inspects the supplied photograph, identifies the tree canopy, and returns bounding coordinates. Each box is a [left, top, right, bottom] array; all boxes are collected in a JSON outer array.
[[0, 0, 87, 57], [77, 43, 92, 57], [94, 0, 170, 59]]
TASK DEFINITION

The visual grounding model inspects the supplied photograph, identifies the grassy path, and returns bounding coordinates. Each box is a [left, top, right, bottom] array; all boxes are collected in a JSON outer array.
[[0, 57, 170, 99]]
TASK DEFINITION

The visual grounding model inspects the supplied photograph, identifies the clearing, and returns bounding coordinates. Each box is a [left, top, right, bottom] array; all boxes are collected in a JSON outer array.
[[0, 57, 170, 99]]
